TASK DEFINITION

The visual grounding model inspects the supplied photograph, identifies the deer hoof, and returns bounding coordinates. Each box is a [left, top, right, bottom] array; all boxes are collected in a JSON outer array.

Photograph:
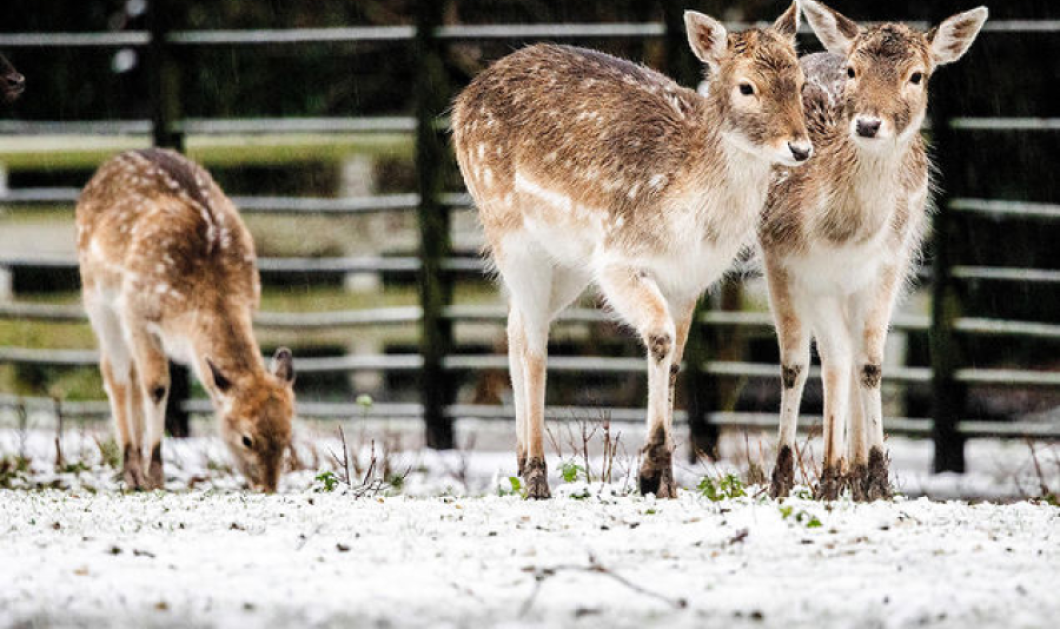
[[815, 465, 842, 501], [639, 442, 676, 498], [145, 444, 164, 490], [524, 457, 551, 500], [122, 445, 146, 490], [864, 447, 892, 501], [770, 445, 795, 499]]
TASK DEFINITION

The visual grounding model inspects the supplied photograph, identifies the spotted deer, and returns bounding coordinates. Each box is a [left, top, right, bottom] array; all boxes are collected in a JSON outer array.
[[760, 0, 987, 500], [77, 149, 297, 492], [453, 3, 812, 499], [1, 53, 25, 103]]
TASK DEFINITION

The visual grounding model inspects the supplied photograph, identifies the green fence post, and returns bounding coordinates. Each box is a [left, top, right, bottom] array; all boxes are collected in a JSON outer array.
[[928, 3, 967, 474], [147, 0, 190, 438], [415, 0, 455, 449]]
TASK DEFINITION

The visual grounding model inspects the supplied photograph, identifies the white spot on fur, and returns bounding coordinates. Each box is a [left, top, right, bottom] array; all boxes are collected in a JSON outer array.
[[514, 171, 573, 213]]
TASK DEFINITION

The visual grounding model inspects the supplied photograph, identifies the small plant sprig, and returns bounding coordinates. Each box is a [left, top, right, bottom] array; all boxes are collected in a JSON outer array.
[[698, 473, 747, 502], [779, 505, 822, 528], [314, 470, 340, 493], [561, 460, 586, 483], [498, 476, 526, 498]]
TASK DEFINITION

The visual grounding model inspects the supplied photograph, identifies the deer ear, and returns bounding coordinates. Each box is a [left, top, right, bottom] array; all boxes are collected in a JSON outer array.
[[684, 11, 728, 70], [271, 347, 295, 384], [207, 358, 233, 393], [799, 0, 859, 56], [772, 2, 801, 43], [928, 7, 988, 67]]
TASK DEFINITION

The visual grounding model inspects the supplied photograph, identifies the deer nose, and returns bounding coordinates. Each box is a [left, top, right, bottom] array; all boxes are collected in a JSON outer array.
[[788, 141, 812, 162], [856, 118, 881, 138]]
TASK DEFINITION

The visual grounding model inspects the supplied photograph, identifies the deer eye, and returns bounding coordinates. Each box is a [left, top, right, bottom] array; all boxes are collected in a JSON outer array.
[[910, 72, 923, 85], [739, 83, 754, 96], [847, 67, 856, 79], [242, 435, 253, 449]]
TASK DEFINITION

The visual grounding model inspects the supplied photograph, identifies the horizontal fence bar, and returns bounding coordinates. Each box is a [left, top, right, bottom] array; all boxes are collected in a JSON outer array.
[[952, 266, 1060, 284], [435, 23, 666, 39], [0, 190, 475, 216], [950, 198, 1060, 221], [3, 393, 1058, 439], [2, 20, 1057, 49], [0, 255, 489, 275], [0, 116, 413, 136], [3, 300, 1058, 340], [949, 117, 1060, 131], [0, 348, 1048, 388]]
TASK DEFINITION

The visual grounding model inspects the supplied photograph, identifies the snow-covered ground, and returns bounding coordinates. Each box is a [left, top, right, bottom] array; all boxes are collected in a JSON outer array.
[[3, 489, 1058, 628], [1, 419, 1058, 628]]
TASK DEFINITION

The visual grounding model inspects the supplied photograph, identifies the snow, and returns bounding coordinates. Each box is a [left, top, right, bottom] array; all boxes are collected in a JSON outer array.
[[2, 489, 1058, 628], [1, 419, 1058, 628]]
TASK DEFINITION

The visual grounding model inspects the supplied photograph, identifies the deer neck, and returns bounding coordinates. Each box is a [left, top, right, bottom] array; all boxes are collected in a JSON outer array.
[[817, 130, 920, 241], [186, 300, 266, 389]]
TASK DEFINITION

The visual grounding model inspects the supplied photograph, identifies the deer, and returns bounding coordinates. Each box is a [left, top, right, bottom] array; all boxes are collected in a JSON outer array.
[[759, 0, 987, 501], [77, 148, 297, 492], [453, 2, 812, 499], [1, 53, 25, 103]]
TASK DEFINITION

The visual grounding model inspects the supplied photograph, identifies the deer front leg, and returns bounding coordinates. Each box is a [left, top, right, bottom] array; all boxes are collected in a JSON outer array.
[[124, 321, 170, 491], [507, 309, 529, 477], [810, 296, 854, 501], [849, 266, 902, 500], [764, 263, 810, 498], [669, 299, 698, 428], [598, 265, 677, 498]]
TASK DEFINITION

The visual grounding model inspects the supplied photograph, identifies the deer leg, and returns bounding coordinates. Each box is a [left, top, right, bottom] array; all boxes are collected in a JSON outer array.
[[86, 299, 145, 489], [597, 265, 677, 498], [123, 320, 170, 491], [850, 268, 902, 501], [764, 264, 810, 498], [810, 297, 854, 501], [497, 244, 557, 499], [668, 299, 697, 423]]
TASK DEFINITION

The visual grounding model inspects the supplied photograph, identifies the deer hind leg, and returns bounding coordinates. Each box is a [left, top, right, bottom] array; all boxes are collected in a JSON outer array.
[[764, 264, 811, 498], [121, 318, 170, 491], [809, 296, 854, 501], [497, 241, 565, 499], [86, 299, 145, 489], [597, 264, 677, 498]]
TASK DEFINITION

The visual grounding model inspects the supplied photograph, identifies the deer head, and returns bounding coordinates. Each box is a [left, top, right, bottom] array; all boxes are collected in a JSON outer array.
[[1, 53, 25, 103], [208, 347, 296, 492], [800, 0, 988, 147], [685, 2, 813, 165]]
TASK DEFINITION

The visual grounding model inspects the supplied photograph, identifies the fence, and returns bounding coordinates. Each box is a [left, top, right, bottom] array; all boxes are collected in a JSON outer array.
[[1, 1, 1058, 471]]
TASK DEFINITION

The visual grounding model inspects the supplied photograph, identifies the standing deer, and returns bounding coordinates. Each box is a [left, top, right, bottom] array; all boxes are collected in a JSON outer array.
[[1, 53, 25, 103], [760, 0, 987, 500], [77, 148, 297, 492], [453, 3, 812, 499]]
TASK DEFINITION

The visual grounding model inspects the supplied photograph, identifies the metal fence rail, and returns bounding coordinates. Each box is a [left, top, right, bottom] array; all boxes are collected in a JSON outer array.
[[1, 1, 1058, 471]]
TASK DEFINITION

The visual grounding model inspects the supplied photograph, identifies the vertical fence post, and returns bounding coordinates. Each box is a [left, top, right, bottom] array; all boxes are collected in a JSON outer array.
[[415, 0, 455, 449], [147, 0, 190, 437], [928, 3, 967, 473], [662, 0, 719, 460]]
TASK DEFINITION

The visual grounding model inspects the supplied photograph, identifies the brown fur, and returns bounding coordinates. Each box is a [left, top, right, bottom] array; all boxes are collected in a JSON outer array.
[[77, 149, 296, 492], [454, 6, 809, 499], [762, 1, 986, 500]]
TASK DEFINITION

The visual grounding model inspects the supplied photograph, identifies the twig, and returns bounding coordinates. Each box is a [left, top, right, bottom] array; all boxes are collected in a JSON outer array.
[[1026, 438, 1052, 498], [53, 397, 65, 469], [519, 554, 687, 617]]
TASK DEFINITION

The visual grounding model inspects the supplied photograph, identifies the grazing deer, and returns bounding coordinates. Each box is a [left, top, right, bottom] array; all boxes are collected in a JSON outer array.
[[453, 3, 812, 499], [77, 148, 297, 492], [760, 0, 987, 500], [1, 53, 25, 103]]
